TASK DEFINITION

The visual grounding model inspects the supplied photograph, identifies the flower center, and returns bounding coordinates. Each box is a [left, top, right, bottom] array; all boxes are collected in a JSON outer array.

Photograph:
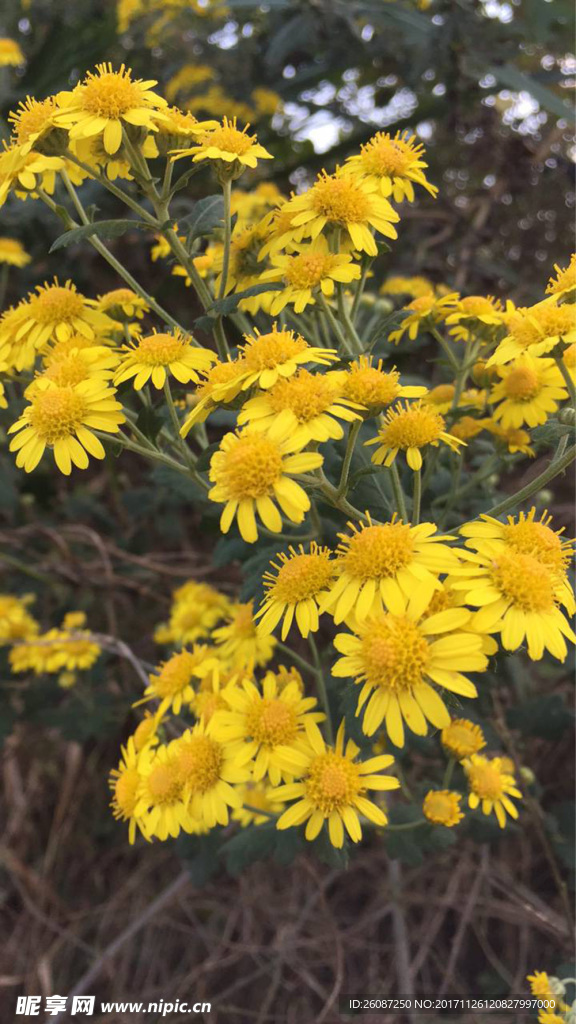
[[28, 285, 85, 324], [380, 404, 445, 450], [228, 603, 257, 638], [443, 720, 484, 755], [503, 365, 540, 400], [219, 435, 283, 499], [174, 735, 223, 792], [358, 615, 429, 692], [427, 384, 455, 405], [195, 690, 226, 723], [147, 761, 182, 804], [9, 96, 58, 143], [82, 66, 143, 117], [311, 173, 370, 223], [271, 551, 334, 602], [425, 791, 455, 818], [306, 752, 360, 813], [29, 387, 87, 443], [344, 363, 400, 409], [152, 651, 199, 698], [245, 697, 298, 746], [340, 522, 414, 580], [100, 288, 139, 308], [466, 761, 504, 800], [268, 369, 337, 421], [535, 303, 574, 338], [285, 251, 336, 288], [135, 333, 187, 366], [201, 124, 254, 155], [409, 295, 435, 315], [114, 768, 140, 816], [491, 550, 555, 613], [359, 135, 412, 176], [242, 330, 308, 370], [502, 519, 566, 572], [44, 353, 91, 387]]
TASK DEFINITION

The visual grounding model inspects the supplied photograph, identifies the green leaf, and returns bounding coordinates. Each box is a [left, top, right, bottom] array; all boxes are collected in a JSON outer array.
[[176, 831, 222, 886], [179, 194, 225, 241], [195, 441, 220, 472], [135, 405, 163, 445], [220, 821, 303, 875], [488, 64, 575, 122], [49, 219, 145, 252], [531, 420, 573, 447]]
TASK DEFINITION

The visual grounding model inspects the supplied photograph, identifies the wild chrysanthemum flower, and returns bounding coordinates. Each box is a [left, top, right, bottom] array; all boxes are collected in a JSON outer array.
[[275, 720, 400, 847], [33, 339, 118, 390], [342, 357, 427, 416], [208, 421, 323, 543], [0, 237, 30, 267], [140, 647, 219, 716], [488, 300, 576, 366], [462, 754, 521, 828], [485, 421, 535, 456], [388, 292, 458, 344], [0, 594, 39, 644], [489, 355, 567, 429], [260, 236, 361, 314], [256, 543, 336, 639], [133, 743, 194, 840], [6, 279, 114, 351], [423, 789, 464, 827], [546, 254, 576, 300], [154, 580, 230, 646], [9, 614, 101, 675], [441, 718, 486, 759], [460, 508, 574, 582], [210, 675, 324, 785], [450, 549, 576, 661], [321, 515, 461, 624], [8, 95, 62, 155], [344, 130, 438, 202], [171, 116, 272, 177], [109, 738, 150, 844], [233, 325, 339, 391], [285, 169, 399, 256], [0, 142, 63, 209], [179, 358, 246, 436], [238, 368, 364, 447], [381, 275, 436, 299], [9, 377, 125, 474], [132, 711, 161, 752], [424, 384, 486, 416], [258, 199, 310, 259], [366, 400, 464, 471], [212, 601, 276, 670], [152, 105, 216, 155], [189, 670, 238, 724], [96, 287, 150, 321], [233, 782, 286, 826], [172, 720, 252, 826], [231, 181, 284, 229], [0, 37, 24, 66], [444, 295, 506, 342], [332, 605, 488, 745], [55, 63, 168, 155], [114, 330, 215, 390]]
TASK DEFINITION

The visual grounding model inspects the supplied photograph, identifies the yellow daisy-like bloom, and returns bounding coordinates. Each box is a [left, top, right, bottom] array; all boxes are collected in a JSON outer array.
[[342, 357, 427, 416], [189, 671, 238, 724], [152, 105, 216, 155], [344, 130, 438, 202], [0, 594, 38, 644], [132, 711, 161, 752], [8, 377, 125, 474], [563, 342, 576, 384], [96, 287, 150, 321], [179, 358, 246, 436], [485, 421, 535, 457], [257, 199, 310, 260], [462, 753, 521, 828], [109, 738, 149, 844], [275, 720, 399, 847], [238, 368, 364, 447], [260, 236, 361, 315], [256, 543, 336, 639], [441, 718, 486, 759], [422, 789, 464, 827], [172, 723, 252, 829], [444, 295, 506, 343], [527, 971, 568, 1015], [285, 169, 399, 256], [450, 550, 576, 662], [55, 63, 168, 155], [140, 647, 218, 716], [154, 580, 230, 647], [0, 37, 24, 67], [212, 601, 277, 670], [0, 142, 63, 209], [322, 514, 461, 625], [232, 782, 286, 827], [133, 743, 194, 841], [234, 325, 339, 392], [366, 400, 465, 471], [32, 339, 118, 390], [114, 330, 216, 390], [380, 275, 436, 299], [208, 421, 323, 543], [7, 279, 114, 352], [9, 615, 101, 676], [424, 384, 486, 417], [264, 664, 305, 695], [8, 95, 62, 156], [388, 292, 459, 344], [210, 675, 325, 785], [332, 604, 488, 745], [489, 355, 567, 429], [171, 116, 272, 177], [0, 237, 30, 267], [488, 300, 576, 366], [546, 254, 576, 300], [448, 417, 489, 446]]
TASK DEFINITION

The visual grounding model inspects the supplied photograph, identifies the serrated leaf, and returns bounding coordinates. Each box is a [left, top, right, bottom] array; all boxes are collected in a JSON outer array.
[[49, 219, 145, 252]]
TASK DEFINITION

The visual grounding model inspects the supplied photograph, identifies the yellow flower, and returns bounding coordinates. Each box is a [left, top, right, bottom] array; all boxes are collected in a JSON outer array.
[[189, 671, 237, 724], [388, 292, 459, 344], [0, 237, 30, 267], [210, 674, 324, 785], [233, 325, 338, 392], [264, 664, 305, 695], [546, 254, 576, 300], [0, 37, 25, 67], [256, 543, 336, 639], [55, 63, 168, 155], [423, 790, 464, 827], [32, 338, 118, 390], [450, 415, 490, 443], [489, 355, 567, 429], [154, 580, 230, 646], [212, 601, 276, 670], [333, 603, 488, 746], [140, 647, 219, 716], [96, 287, 150, 321], [132, 710, 161, 752], [258, 199, 309, 260], [260, 236, 361, 314], [152, 106, 216, 155], [114, 329, 215, 390], [171, 720, 252, 828], [238, 368, 364, 447], [0, 142, 63, 209], [109, 738, 150, 844], [9, 614, 101, 675], [8, 95, 62, 156], [208, 421, 323, 543], [179, 358, 246, 436], [133, 743, 195, 840], [0, 594, 39, 644], [441, 718, 486, 759], [460, 508, 574, 581], [285, 169, 399, 256], [209, 224, 274, 315], [380, 275, 436, 299], [171, 116, 272, 178], [488, 300, 576, 366], [366, 400, 464, 471], [231, 181, 284, 229], [276, 720, 399, 847], [462, 753, 521, 828], [9, 377, 125, 474], [322, 514, 461, 624], [342, 357, 427, 415], [450, 549, 576, 661], [344, 130, 438, 202], [444, 295, 506, 343], [4, 279, 114, 353], [484, 421, 535, 456], [563, 342, 576, 384], [232, 782, 286, 826]]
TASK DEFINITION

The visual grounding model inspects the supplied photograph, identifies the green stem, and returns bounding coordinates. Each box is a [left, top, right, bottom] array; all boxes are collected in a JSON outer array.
[[308, 633, 334, 747], [63, 152, 158, 225], [430, 326, 459, 374], [96, 430, 194, 481], [555, 353, 576, 407], [350, 259, 371, 323], [484, 444, 576, 518], [318, 294, 353, 355], [412, 468, 421, 526], [243, 804, 278, 820], [386, 820, 427, 832], [337, 284, 363, 354], [218, 177, 232, 302], [337, 420, 362, 498], [442, 758, 456, 788], [389, 462, 408, 522], [163, 378, 197, 472], [275, 640, 319, 679]]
